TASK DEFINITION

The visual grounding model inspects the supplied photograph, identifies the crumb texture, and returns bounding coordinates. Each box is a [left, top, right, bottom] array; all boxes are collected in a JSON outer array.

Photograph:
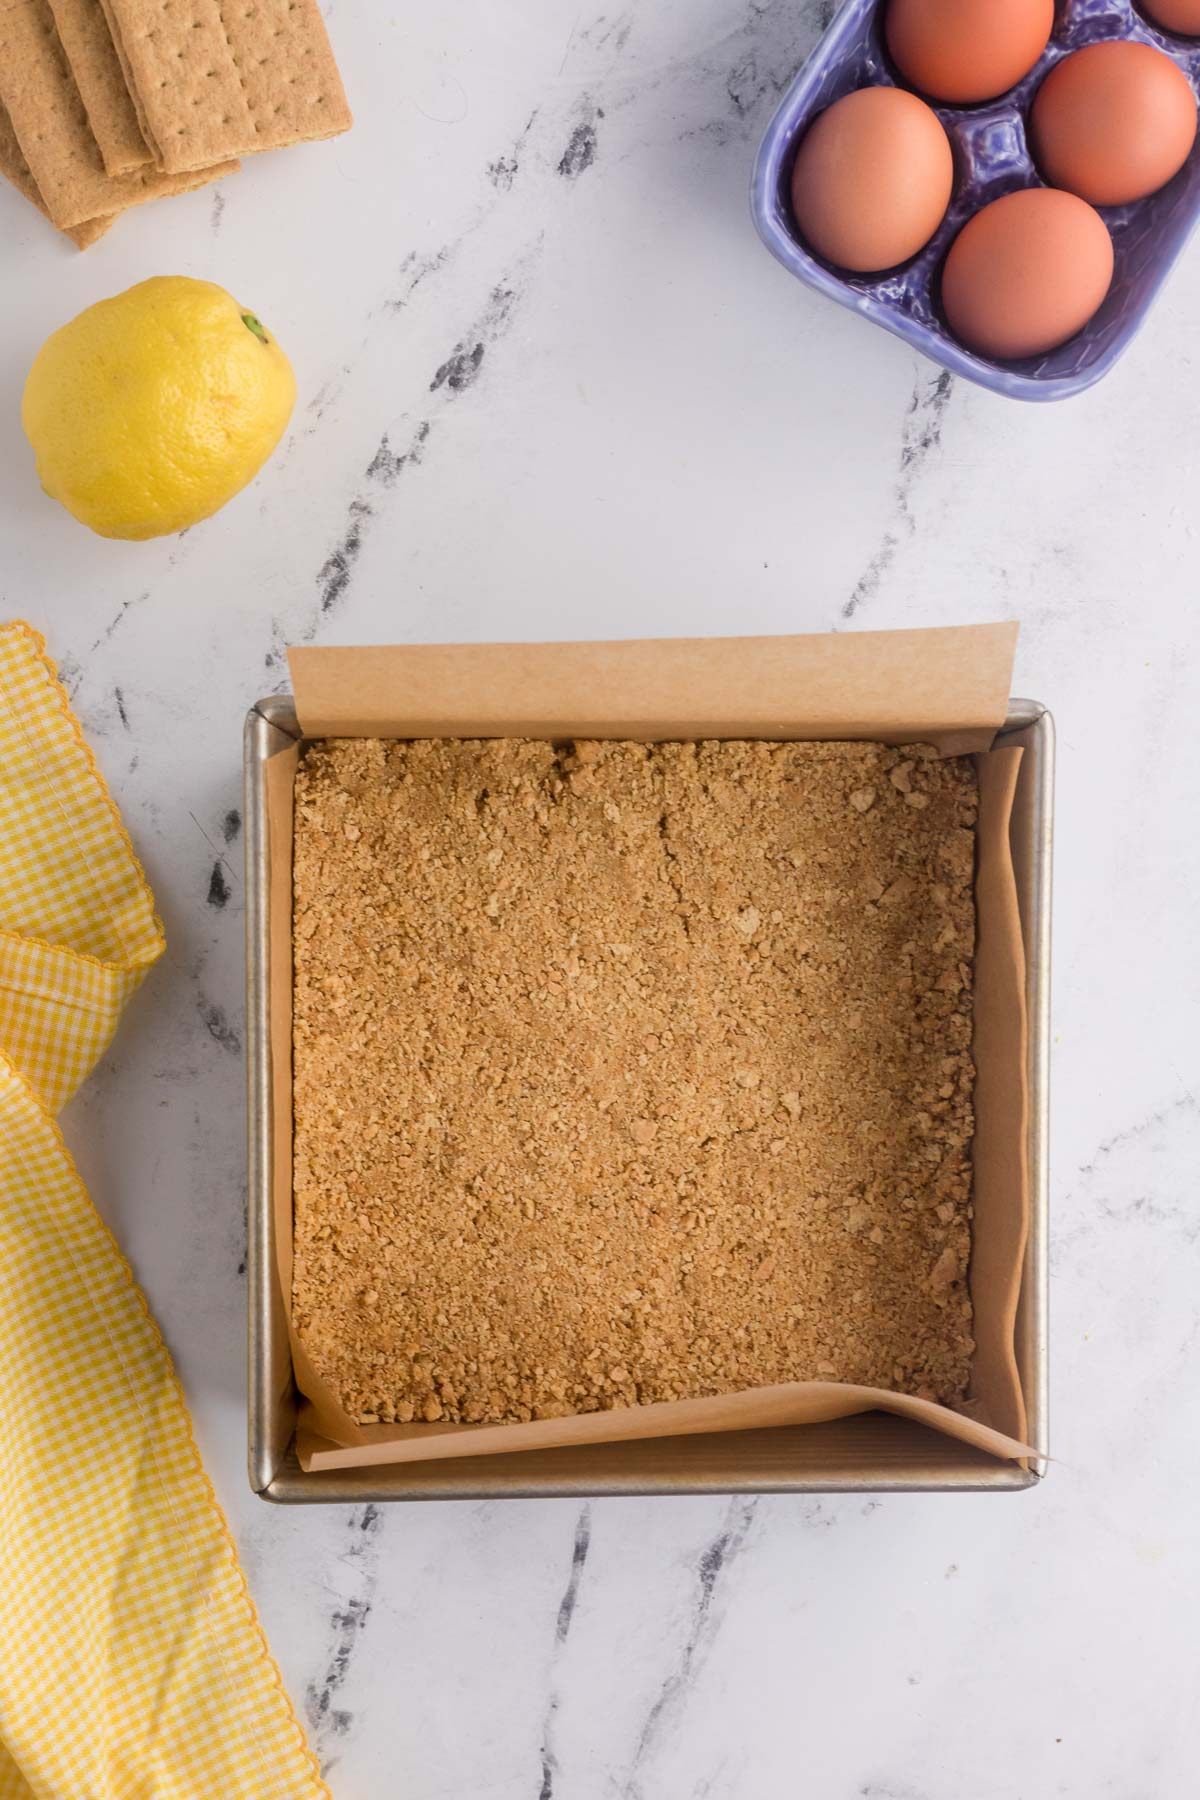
[[292, 738, 977, 1427]]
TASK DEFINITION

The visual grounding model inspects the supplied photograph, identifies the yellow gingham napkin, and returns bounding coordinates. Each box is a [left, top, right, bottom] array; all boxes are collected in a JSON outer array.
[[0, 622, 329, 1800]]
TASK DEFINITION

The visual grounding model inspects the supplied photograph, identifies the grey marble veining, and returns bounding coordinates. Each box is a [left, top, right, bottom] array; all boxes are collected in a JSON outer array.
[[1, 2, 1198, 1795]]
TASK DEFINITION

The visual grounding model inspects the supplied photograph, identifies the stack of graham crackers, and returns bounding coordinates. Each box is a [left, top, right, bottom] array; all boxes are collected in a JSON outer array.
[[0, 0, 350, 250]]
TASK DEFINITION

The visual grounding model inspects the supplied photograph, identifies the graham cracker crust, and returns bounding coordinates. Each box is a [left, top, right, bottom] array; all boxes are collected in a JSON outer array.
[[292, 738, 977, 1426]]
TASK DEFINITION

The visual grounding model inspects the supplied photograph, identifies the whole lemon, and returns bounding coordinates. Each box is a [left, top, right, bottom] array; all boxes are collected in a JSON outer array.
[[22, 276, 296, 541]]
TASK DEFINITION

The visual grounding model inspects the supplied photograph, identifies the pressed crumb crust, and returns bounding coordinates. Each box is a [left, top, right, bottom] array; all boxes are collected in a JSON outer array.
[[292, 738, 977, 1426]]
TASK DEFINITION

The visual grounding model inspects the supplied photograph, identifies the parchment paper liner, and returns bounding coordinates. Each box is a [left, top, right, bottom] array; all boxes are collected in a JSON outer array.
[[263, 625, 1031, 1471]]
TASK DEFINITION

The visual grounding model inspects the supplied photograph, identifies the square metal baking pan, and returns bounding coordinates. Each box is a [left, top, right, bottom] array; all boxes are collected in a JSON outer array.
[[245, 698, 1052, 1502]]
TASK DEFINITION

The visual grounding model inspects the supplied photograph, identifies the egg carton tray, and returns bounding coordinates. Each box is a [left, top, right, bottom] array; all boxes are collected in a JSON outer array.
[[752, 0, 1200, 400]]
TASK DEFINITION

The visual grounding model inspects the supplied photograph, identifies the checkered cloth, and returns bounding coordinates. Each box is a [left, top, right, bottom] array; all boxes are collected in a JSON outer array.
[[0, 623, 328, 1800]]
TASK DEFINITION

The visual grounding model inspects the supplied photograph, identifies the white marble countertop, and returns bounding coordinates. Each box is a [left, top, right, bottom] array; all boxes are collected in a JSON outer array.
[[2, 2, 1198, 1795]]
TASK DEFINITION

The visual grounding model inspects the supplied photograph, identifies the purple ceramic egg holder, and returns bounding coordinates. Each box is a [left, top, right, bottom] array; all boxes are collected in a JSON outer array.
[[751, 0, 1200, 399]]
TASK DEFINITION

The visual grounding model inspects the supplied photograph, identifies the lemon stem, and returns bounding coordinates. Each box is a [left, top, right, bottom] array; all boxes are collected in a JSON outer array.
[[242, 312, 269, 343]]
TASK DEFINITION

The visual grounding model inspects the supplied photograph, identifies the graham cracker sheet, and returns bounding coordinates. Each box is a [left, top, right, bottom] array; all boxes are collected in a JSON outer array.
[[266, 627, 1033, 1472], [64, 211, 115, 249], [0, 97, 115, 246], [46, 0, 149, 174], [99, 0, 351, 174], [92, 0, 151, 155], [0, 0, 238, 228]]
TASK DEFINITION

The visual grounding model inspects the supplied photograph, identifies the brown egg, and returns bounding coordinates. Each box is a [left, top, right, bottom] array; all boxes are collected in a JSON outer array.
[[1143, 0, 1200, 34], [941, 187, 1114, 359], [790, 87, 953, 273], [1031, 42, 1197, 206], [886, 0, 1054, 103]]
